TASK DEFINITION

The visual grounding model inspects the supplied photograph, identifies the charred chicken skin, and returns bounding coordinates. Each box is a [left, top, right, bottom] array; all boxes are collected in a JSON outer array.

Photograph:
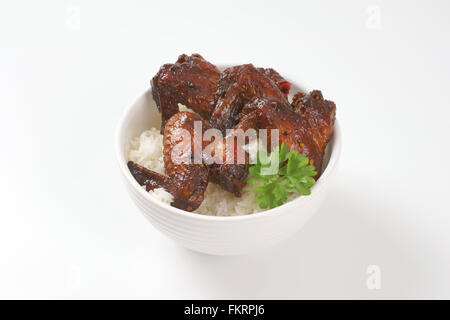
[[235, 90, 336, 174], [210, 64, 290, 132], [151, 54, 221, 131]]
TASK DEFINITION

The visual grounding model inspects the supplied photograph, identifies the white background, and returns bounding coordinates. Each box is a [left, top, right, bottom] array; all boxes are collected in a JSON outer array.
[[1, 0, 449, 299]]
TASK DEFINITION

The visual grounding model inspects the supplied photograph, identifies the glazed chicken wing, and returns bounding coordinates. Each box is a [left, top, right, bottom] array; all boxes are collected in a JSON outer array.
[[168, 111, 248, 197], [151, 54, 221, 131], [129, 112, 210, 211], [290, 90, 336, 156], [210, 64, 290, 133], [235, 90, 336, 175], [129, 111, 249, 210]]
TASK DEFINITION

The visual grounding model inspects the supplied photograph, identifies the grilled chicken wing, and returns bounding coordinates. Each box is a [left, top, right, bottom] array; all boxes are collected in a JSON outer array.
[[290, 90, 336, 157], [210, 64, 289, 132], [167, 111, 248, 196], [235, 91, 336, 175], [129, 112, 210, 211], [129, 111, 249, 210], [151, 54, 221, 132], [163, 112, 211, 210]]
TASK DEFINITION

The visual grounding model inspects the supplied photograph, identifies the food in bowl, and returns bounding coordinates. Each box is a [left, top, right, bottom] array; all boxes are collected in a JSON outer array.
[[126, 54, 336, 216]]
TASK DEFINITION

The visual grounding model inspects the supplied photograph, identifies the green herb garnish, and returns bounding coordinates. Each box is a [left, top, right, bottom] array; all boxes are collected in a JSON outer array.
[[248, 143, 317, 209]]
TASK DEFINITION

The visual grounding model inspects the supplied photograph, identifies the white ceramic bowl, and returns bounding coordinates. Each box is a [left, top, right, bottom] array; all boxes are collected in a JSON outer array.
[[116, 74, 341, 256]]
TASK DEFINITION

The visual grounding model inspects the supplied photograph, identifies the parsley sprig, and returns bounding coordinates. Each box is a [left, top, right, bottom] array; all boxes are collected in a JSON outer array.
[[248, 143, 317, 209]]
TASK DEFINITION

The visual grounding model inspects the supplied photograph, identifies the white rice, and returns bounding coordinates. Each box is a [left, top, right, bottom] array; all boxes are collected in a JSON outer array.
[[126, 127, 262, 216]]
